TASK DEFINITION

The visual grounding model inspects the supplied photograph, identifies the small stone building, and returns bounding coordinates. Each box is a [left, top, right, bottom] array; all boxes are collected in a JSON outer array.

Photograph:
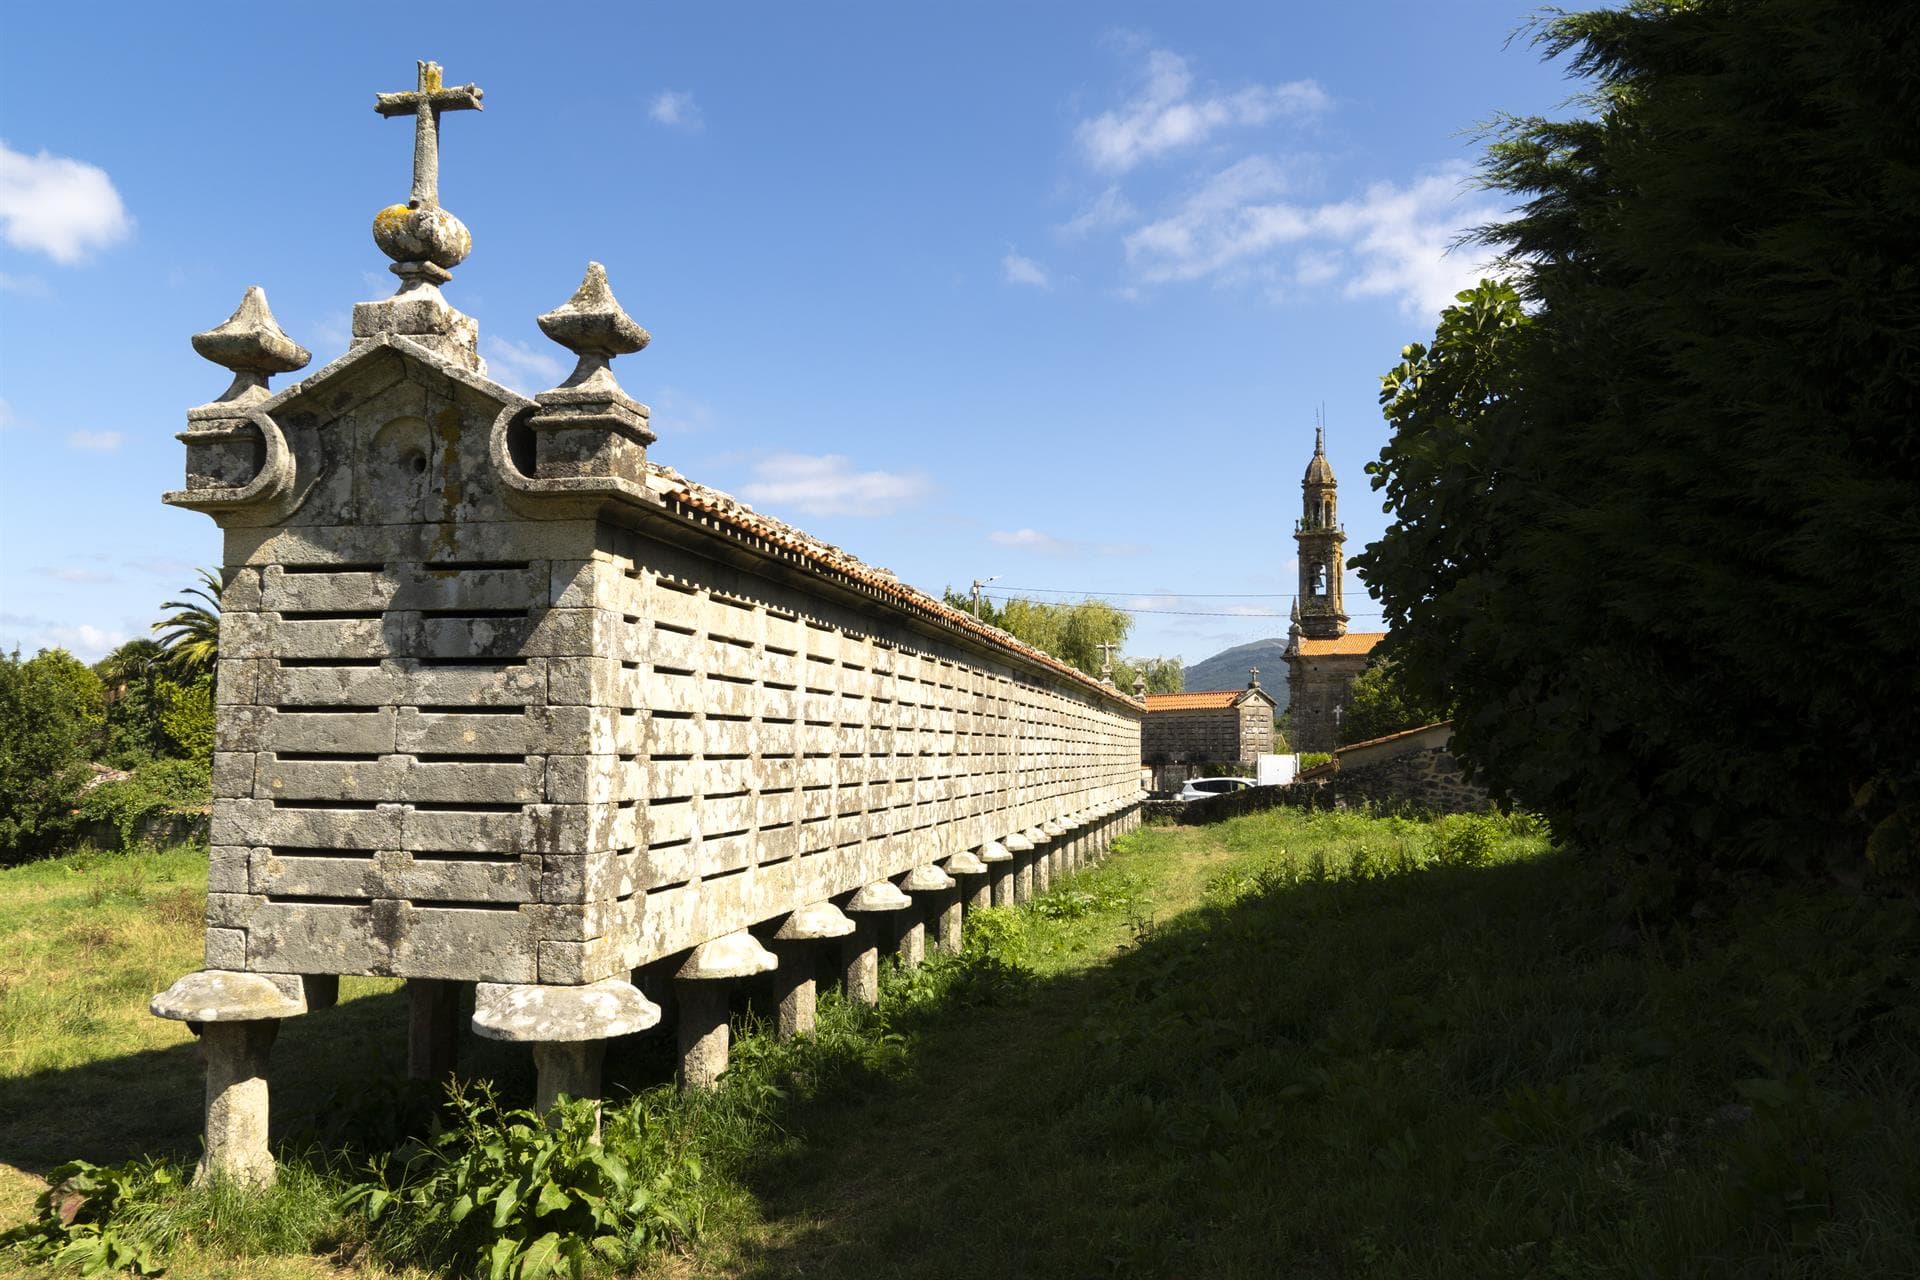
[[1141, 672, 1277, 764], [1283, 426, 1383, 752]]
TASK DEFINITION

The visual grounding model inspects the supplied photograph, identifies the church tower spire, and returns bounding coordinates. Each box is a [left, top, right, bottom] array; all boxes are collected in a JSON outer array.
[[1295, 414, 1348, 639]]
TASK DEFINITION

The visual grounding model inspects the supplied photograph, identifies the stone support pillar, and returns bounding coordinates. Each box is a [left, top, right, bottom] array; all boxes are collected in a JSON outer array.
[[768, 901, 854, 1039], [843, 880, 911, 1006], [900, 865, 956, 967], [473, 978, 661, 1129], [150, 969, 308, 1187], [942, 850, 988, 946], [1019, 828, 1049, 902], [406, 977, 460, 1082], [200, 1020, 280, 1186], [983, 839, 1015, 907], [673, 931, 778, 1090], [1005, 831, 1035, 904], [1043, 819, 1067, 884]]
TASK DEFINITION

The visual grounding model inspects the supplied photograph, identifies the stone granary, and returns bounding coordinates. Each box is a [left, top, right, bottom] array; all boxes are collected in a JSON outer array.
[[1283, 426, 1383, 753], [151, 61, 1145, 1185], [1139, 671, 1277, 764]]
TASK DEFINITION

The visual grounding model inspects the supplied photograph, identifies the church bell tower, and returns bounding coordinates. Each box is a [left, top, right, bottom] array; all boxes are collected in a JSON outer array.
[[1294, 422, 1347, 640]]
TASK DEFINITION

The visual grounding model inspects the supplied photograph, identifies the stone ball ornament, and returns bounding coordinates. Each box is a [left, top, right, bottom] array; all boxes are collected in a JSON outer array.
[[373, 202, 473, 272]]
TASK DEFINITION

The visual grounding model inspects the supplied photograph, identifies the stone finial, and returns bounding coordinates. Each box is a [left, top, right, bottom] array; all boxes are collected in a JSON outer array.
[[1249, 666, 1262, 689], [1133, 673, 1148, 698], [190, 287, 310, 412], [522, 262, 656, 481]]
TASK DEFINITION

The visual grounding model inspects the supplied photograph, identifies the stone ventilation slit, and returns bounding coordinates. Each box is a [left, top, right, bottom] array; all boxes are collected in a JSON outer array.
[[265, 893, 370, 908], [412, 849, 520, 865], [278, 657, 381, 669], [408, 800, 525, 814], [412, 900, 521, 914], [271, 846, 368, 860], [278, 609, 385, 621], [422, 559, 531, 572], [419, 608, 526, 620], [273, 751, 383, 762], [281, 562, 386, 575], [273, 798, 382, 811]]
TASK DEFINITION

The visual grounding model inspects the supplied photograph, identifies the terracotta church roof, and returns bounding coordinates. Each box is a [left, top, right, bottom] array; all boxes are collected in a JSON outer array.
[[1144, 688, 1273, 711], [1294, 631, 1387, 658]]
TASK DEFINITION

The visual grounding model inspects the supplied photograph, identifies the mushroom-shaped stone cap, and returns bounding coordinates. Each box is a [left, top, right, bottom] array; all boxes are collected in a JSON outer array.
[[151, 969, 307, 1022], [847, 880, 912, 912], [1023, 827, 1049, 846], [538, 262, 650, 358], [946, 849, 989, 875], [901, 864, 956, 892], [678, 930, 779, 980], [773, 901, 855, 941], [1042, 820, 1065, 838], [1003, 832, 1034, 853], [192, 287, 312, 377], [978, 840, 1012, 863], [472, 979, 661, 1042]]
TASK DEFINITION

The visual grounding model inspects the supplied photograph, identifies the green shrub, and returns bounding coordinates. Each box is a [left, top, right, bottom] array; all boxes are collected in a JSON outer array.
[[156, 677, 214, 763], [350, 1085, 703, 1278], [75, 757, 212, 848], [0, 648, 104, 863], [0, 1158, 174, 1275]]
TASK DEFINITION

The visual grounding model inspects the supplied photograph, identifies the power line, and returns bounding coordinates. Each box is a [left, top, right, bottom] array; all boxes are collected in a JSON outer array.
[[979, 591, 1385, 620], [992, 585, 1299, 598]]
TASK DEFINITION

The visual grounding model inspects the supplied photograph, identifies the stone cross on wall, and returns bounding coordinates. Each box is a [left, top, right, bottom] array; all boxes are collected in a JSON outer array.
[[1097, 640, 1119, 682], [375, 59, 483, 209]]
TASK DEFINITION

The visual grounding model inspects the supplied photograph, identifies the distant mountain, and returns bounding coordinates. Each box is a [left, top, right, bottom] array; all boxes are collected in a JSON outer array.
[[1182, 639, 1291, 711]]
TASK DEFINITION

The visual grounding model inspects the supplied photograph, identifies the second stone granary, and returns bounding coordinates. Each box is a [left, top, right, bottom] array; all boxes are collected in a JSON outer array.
[[1139, 674, 1277, 764], [152, 61, 1144, 1183]]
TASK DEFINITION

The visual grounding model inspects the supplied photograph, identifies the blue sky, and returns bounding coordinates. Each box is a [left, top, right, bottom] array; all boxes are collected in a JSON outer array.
[[0, 2, 1578, 669]]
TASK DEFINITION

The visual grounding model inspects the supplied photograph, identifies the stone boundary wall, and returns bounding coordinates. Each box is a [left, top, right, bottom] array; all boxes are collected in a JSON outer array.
[[1176, 744, 1490, 824]]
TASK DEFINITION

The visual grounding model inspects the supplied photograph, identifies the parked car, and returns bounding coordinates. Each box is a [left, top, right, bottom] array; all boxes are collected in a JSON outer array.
[[1176, 776, 1255, 802]]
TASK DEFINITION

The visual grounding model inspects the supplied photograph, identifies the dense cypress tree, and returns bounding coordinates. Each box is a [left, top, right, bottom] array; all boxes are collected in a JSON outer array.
[[1356, 0, 1920, 880]]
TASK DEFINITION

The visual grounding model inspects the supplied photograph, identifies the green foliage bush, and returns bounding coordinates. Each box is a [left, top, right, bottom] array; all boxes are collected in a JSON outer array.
[[1356, 0, 1920, 883], [75, 757, 212, 848], [1339, 659, 1445, 746], [0, 1158, 173, 1276], [156, 677, 214, 763], [0, 648, 105, 864], [351, 1086, 704, 1278]]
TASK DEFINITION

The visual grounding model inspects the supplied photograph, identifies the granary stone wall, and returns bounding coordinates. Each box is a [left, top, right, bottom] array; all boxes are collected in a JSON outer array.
[[152, 58, 1146, 1184], [1142, 707, 1245, 764]]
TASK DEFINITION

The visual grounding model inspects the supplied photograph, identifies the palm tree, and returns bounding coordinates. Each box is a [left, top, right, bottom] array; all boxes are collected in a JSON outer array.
[[153, 568, 223, 683], [96, 637, 164, 702]]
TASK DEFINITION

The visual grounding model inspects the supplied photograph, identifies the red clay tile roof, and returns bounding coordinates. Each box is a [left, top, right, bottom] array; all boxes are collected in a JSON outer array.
[[1295, 631, 1387, 658], [1144, 691, 1242, 711], [650, 468, 1142, 710]]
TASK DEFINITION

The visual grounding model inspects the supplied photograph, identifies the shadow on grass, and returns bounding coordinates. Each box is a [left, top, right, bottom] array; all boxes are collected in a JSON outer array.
[[714, 851, 1919, 1280]]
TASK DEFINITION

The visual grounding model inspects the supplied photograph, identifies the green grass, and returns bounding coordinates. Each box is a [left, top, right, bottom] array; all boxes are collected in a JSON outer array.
[[3, 816, 1916, 1278]]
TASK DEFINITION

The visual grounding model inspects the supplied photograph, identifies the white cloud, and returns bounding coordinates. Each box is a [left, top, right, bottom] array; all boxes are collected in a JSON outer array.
[[1058, 185, 1138, 240], [1076, 48, 1326, 174], [0, 142, 133, 264], [0, 613, 130, 663], [67, 430, 124, 452], [1001, 252, 1050, 289], [44, 566, 115, 584], [1123, 161, 1501, 316], [739, 453, 930, 518], [481, 337, 567, 394], [990, 528, 1144, 558], [649, 90, 703, 130]]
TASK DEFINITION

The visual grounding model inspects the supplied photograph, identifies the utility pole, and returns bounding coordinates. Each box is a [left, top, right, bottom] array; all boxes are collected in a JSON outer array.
[[970, 575, 998, 618]]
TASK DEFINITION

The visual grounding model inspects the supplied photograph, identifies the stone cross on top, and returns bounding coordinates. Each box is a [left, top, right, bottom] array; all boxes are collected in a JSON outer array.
[[375, 59, 483, 209], [1097, 640, 1120, 682], [370, 60, 484, 288]]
